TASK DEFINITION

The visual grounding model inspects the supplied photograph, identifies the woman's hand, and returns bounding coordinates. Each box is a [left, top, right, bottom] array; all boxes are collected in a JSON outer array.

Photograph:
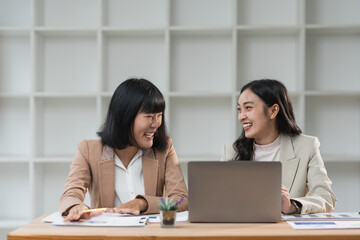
[[281, 185, 297, 214], [63, 203, 103, 222], [106, 198, 148, 215]]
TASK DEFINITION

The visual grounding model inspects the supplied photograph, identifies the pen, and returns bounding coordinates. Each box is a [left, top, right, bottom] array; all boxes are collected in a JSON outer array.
[[83, 208, 107, 213]]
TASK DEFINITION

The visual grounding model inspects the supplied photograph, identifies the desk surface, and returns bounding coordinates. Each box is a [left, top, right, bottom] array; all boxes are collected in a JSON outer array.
[[8, 215, 360, 240]]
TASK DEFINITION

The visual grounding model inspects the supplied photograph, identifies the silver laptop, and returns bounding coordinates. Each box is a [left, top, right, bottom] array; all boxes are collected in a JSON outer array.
[[188, 161, 281, 223]]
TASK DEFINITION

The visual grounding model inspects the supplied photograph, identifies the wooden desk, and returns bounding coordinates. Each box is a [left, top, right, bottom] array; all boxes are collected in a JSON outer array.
[[8, 215, 360, 240]]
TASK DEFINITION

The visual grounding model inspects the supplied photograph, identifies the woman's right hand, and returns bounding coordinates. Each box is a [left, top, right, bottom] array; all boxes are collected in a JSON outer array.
[[63, 204, 103, 222]]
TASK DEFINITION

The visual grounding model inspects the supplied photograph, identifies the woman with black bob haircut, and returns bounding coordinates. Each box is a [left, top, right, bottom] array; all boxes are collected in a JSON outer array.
[[222, 79, 336, 214], [98, 77, 168, 151], [60, 78, 188, 222]]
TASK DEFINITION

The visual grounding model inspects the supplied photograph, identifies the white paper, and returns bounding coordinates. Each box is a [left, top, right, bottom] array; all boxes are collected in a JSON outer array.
[[282, 212, 360, 221], [51, 213, 148, 227], [42, 211, 188, 226], [288, 220, 360, 230], [42, 212, 63, 223]]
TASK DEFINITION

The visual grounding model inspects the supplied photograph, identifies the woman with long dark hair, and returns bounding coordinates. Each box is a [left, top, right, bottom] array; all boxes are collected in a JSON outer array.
[[222, 79, 336, 214], [60, 78, 187, 221]]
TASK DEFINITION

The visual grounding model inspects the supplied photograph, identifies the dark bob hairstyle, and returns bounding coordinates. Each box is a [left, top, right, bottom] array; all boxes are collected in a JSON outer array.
[[97, 78, 168, 151], [233, 79, 302, 161]]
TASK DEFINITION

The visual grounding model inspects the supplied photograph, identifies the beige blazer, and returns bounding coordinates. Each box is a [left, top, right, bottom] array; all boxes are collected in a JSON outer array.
[[222, 133, 337, 214], [59, 138, 188, 216]]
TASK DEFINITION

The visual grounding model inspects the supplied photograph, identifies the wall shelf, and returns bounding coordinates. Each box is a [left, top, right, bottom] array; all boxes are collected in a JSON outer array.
[[1, 0, 359, 237]]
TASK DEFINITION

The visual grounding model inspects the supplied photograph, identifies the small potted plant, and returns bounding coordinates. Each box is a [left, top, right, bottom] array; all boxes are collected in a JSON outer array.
[[157, 197, 184, 228]]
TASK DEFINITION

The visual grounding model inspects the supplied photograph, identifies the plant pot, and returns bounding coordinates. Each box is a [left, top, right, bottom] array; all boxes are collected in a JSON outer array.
[[160, 210, 176, 228]]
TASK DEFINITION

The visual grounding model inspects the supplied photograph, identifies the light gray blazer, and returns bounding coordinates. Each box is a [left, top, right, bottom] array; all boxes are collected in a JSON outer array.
[[221, 133, 337, 214]]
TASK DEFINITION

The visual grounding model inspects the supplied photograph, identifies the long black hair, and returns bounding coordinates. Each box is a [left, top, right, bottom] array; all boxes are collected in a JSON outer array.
[[97, 78, 168, 151], [234, 79, 302, 161]]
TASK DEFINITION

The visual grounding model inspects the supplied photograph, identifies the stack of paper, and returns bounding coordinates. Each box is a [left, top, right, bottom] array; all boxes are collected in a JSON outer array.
[[283, 212, 360, 230], [42, 211, 189, 227]]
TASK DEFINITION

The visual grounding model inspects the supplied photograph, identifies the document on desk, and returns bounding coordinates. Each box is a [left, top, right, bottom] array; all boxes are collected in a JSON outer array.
[[288, 221, 360, 230], [43, 212, 148, 227], [282, 212, 360, 221]]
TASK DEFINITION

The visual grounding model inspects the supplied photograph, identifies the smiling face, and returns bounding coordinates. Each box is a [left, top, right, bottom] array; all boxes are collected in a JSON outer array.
[[132, 111, 163, 149], [237, 89, 279, 145]]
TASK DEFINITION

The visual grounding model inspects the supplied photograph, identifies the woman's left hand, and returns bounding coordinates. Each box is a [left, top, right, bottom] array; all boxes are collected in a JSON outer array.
[[281, 185, 297, 214], [106, 198, 148, 215]]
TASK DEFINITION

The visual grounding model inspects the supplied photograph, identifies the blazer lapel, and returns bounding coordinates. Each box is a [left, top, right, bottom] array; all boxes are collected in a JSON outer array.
[[98, 145, 115, 207], [280, 134, 300, 192], [142, 148, 159, 196]]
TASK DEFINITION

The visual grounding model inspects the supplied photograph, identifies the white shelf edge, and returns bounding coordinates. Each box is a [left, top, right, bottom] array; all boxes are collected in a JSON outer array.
[[33, 92, 98, 98], [323, 154, 360, 163], [33, 157, 73, 163], [168, 92, 233, 98], [306, 24, 360, 30], [0, 28, 30, 36], [0, 157, 30, 163], [305, 91, 360, 97], [0, 93, 30, 98], [33, 28, 98, 36], [169, 26, 232, 33], [0, 219, 30, 229], [102, 27, 165, 33], [236, 25, 301, 34]]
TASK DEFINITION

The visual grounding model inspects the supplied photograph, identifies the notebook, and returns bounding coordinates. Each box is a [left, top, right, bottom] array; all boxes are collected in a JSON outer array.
[[188, 161, 281, 223]]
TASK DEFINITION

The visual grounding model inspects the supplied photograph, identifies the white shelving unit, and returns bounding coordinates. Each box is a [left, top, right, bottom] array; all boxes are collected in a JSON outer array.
[[0, 0, 359, 237]]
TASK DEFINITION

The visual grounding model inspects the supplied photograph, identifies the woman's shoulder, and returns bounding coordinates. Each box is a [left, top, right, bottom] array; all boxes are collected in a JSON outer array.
[[290, 134, 319, 146], [222, 143, 237, 161], [77, 139, 103, 159]]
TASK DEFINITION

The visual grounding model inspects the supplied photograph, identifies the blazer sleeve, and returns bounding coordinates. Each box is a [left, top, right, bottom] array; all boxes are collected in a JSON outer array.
[[59, 140, 91, 216], [292, 137, 337, 213], [140, 139, 188, 214], [221, 143, 237, 161]]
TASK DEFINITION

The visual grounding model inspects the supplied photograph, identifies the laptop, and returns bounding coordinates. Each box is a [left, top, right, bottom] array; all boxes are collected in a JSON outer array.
[[188, 161, 281, 223]]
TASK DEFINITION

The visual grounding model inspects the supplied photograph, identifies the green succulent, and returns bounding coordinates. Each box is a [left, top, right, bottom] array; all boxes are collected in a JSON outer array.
[[158, 196, 182, 212]]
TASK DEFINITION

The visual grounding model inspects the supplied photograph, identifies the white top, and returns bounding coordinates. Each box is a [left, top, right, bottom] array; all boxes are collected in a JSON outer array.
[[114, 149, 145, 207], [253, 135, 281, 162]]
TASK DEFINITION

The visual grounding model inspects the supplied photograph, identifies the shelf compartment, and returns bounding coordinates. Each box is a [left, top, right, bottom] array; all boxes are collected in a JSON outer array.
[[0, 163, 30, 220], [34, 0, 98, 27], [34, 97, 98, 157], [0, 34, 30, 93], [306, 0, 360, 25], [103, 32, 166, 92], [170, 32, 232, 92], [0, 0, 31, 27], [237, 31, 299, 92], [103, 0, 167, 28], [325, 162, 360, 212], [170, 0, 232, 27], [35, 32, 98, 93], [237, 0, 298, 26], [0, 98, 30, 157], [305, 96, 360, 158], [305, 31, 360, 91], [169, 97, 233, 158], [33, 162, 71, 217]]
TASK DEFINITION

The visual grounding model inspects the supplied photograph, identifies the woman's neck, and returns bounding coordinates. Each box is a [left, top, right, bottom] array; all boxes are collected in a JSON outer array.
[[254, 127, 280, 145], [114, 146, 139, 169]]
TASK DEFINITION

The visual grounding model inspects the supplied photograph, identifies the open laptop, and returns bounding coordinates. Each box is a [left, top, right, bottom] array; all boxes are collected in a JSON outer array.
[[188, 161, 281, 223]]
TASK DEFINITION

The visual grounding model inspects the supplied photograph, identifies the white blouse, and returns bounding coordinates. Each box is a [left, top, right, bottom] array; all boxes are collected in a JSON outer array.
[[114, 149, 145, 207], [253, 135, 281, 162]]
